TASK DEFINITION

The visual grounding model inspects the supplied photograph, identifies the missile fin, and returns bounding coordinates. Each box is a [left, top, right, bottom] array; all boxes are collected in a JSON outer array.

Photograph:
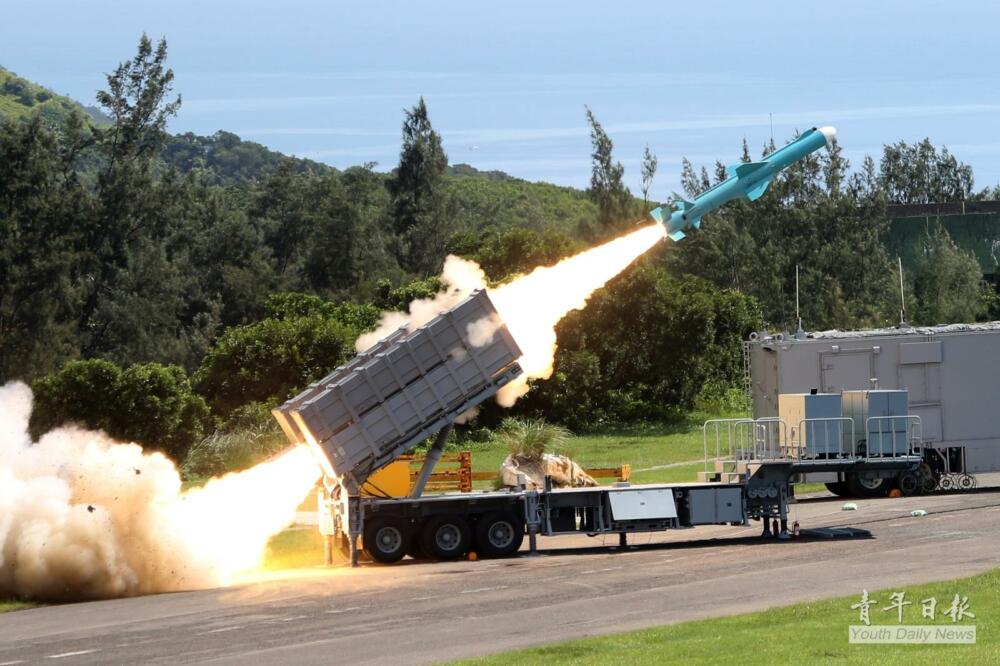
[[745, 175, 773, 202], [668, 229, 686, 241], [691, 216, 702, 229], [673, 198, 694, 212], [649, 207, 664, 224], [734, 162, 768, 179]]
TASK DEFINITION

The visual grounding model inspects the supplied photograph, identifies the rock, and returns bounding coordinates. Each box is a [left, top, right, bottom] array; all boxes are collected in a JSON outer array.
[[500, 453, 598, 490]]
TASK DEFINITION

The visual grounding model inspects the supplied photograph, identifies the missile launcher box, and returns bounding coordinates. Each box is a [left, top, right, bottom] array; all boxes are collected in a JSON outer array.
[[273, 290, 522, 491], [842, 389, 910, 456], [778, 392, 843, 457]]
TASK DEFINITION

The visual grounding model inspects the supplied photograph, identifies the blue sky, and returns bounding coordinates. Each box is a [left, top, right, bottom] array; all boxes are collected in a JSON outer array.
[[3, 0, 999, 195]]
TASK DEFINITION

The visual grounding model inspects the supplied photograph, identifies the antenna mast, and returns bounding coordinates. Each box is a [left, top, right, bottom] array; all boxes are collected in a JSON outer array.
[[898, 257, 908, 327], [795, 264, 804, 338]]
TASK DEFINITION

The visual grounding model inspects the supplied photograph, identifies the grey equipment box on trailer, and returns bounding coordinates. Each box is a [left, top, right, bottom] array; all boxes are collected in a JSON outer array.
[[748, 323, 1000, 473], [842, 389, 910, 456], [273, 289, 522, 490], [778, 392, 843, 457]]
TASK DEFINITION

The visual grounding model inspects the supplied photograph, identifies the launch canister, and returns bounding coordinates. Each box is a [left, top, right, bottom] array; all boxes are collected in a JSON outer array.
[[650, 126, 836, 241]]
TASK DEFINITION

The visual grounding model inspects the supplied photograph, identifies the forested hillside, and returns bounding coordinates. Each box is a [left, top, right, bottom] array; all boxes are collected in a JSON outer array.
[[3, 36, 998, 465], [0, 65, 333, 185], [0, 66, 108, 126]]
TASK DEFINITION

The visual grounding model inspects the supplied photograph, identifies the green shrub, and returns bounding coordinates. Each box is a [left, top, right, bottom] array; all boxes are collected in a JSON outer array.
[[372, 276, 445, 311], [493, 418, 571, 460], [181, 424, 288, 480], [30, 359, 209, 461], [219, 401, 277, 431], [29, 359, 121, 437], [264, 292, 381, 330], [694, 383, 749, 415], [195, 314, 356, 415]]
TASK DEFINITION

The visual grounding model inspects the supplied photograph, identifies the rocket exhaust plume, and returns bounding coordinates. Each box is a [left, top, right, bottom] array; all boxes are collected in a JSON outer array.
[[0, 382, 319, 601], [488, 222, 666, 404], [361, 222, 667, 405]]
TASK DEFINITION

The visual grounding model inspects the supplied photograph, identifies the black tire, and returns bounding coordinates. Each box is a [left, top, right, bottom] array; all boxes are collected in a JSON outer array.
[[475, 511, 525, 558], [363, 517, 410, 564], [845, 473, 891, 498], [898, 472, 919, 496], [825, 482, 849, 497], [421, 515, 472, 560], [917, 462, 938, 494]]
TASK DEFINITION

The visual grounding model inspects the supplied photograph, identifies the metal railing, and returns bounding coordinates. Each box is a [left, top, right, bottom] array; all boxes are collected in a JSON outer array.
[[794, 418, 856, 458], [702, 418, 789, 471], [703, 415, 923, 469], [739, 417, 788, 461], [863, 415, 922, 457]]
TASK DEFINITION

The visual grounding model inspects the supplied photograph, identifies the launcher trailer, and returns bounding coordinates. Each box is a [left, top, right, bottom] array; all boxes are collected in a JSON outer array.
[[274, 290, 918, 565]]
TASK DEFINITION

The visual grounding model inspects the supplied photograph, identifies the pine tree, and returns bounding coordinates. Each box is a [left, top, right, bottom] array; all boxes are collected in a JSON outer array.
[[640, 144, 658, 209], [878, 139, 975, 203], [912, 226, 986, 324], [389, 97, 450, 275], [585, 106, 632, 231], [79, 34, 184, 357]]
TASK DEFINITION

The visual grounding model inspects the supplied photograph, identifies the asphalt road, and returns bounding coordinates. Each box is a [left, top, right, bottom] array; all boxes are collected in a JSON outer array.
[[3, 488, 1000, 665]]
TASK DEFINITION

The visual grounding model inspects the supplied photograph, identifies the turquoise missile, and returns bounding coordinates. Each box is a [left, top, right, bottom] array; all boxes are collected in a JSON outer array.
[[650, 126, 836, 241]]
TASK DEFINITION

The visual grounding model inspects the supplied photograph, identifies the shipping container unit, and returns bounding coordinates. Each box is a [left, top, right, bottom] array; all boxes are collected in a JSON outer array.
[[276, 290, 918, 566], [748, 323, 1000, 496]]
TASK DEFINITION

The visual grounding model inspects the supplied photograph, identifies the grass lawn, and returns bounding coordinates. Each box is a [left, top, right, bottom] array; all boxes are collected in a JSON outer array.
[[457, 413, 836, 494], [0, 599, 36, 613], [455, 568, 999, 665]]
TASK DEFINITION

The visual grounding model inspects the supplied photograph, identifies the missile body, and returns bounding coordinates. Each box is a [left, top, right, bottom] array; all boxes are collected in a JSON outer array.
[[650, 126, 836, 241]]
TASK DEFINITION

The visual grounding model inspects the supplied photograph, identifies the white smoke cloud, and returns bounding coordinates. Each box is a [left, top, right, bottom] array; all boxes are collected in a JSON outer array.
[[0, 382, 317, 602], [355, 255, 488, 352]]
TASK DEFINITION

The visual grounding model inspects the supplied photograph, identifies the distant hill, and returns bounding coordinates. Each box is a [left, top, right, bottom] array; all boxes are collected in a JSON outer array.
[[0, 66, 599, 228], [446, 167, 597, 234], [0, 66, 107, 126], [162, 131, 333, 186], [446, 163, 515, 181], [0, 65, 332, 185]]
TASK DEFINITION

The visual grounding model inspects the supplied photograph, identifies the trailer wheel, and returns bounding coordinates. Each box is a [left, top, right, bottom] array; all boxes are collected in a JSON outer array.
[[916, 462, 937, 494], [898, 472, 919, 496], [421, 515, 471, 560], [824, 482, 849, 497], [363, 517, 410, 564], [845, 473, 891, 498], [475, 511, 524, 558]]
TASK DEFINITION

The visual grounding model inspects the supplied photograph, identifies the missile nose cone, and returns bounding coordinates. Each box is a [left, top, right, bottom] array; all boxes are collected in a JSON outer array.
[[818, 126, 837, 149]]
